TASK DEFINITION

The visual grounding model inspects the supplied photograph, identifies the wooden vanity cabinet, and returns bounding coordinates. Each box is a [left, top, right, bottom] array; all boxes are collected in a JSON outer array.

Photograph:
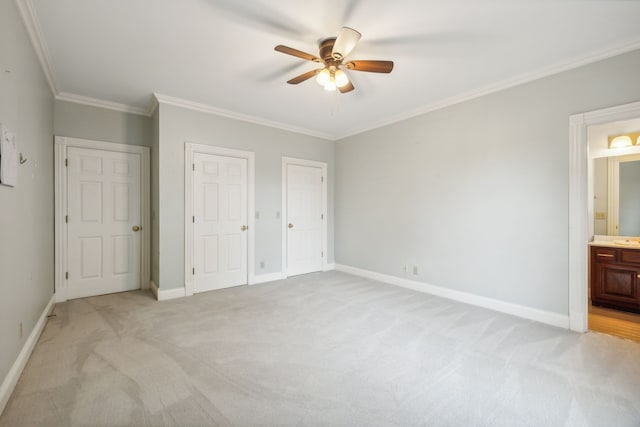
[[590, 245, 640, 313]]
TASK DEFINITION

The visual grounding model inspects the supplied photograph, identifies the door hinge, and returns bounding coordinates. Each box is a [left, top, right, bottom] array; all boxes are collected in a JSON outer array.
[[192, 216, 195, 223], [65, 158, 68, 167], [65, 215, 68, 223], [192, 267, 195, 275], [321, 251, 324, 258], [321, 214, 324, 220], [192, 163, 195, 171], [321, 176, 324, 182], [65, 272, 68, 280]]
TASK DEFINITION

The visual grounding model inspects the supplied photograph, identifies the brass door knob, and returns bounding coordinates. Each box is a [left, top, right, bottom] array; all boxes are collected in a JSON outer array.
[[132, 225, 140, 232], [288, 223, 294, 229], [240, 225, 247, 231]]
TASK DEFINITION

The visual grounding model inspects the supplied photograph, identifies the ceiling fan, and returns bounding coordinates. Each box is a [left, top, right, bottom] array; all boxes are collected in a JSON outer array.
[[274, 27, 394, 93]]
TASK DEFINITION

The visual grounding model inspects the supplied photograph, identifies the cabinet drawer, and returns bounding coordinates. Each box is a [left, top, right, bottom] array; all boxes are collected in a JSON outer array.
[[592, 248, 617, 261], [621, 249, 640, 264]]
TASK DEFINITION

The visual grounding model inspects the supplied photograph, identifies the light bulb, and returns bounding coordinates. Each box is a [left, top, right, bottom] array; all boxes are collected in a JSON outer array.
[[335, 69, 349, 88], [610, 135, 633, 148], [316, 69, 330, 86], [324, 81, 337, 91]]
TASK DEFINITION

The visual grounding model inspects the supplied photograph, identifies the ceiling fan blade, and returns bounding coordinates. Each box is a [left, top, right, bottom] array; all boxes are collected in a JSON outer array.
[[287, 69, 322, 84], [345, 60, 394, 73], [338, 80, 354, 93], [332, 27, 361, 60], [275, 45, 321, 62]]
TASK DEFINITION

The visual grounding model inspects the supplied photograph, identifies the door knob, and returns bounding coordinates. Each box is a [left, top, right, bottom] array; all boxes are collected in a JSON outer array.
[[288, 223, 294, 229], [240, 225, 247, 231], [132, 225, 140, 232]]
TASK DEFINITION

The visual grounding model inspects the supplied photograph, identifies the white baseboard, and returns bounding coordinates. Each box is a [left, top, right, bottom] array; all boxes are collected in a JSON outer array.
[[0, 294, 56, 415], [334, 264, 570, 329], [150, 280, 158, 300], [252, 272, 286, 284], [156, 286, 187, 301], [324, 263, 336, 271]]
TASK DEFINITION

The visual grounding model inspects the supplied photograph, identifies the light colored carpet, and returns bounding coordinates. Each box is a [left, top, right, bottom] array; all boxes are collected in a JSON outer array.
[[1, 271, 639, 426]]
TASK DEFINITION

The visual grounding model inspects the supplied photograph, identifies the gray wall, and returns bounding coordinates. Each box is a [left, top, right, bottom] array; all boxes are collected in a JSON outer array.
[[335, 49, 640, 316], [157, 103, 335, 289], [54, 99, 151, 147], [0, 0, 54, 391]]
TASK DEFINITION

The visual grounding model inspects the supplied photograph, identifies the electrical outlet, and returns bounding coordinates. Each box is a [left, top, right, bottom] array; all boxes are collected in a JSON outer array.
[[402, 264, 407, 273], [413, 266, 418, 275], [260, 261, 265, 269], [19, 322, 23, 338]]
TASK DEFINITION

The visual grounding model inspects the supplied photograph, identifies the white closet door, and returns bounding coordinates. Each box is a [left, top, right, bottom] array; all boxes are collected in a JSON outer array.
[[193, 153, 248, 293], [67, 147, 141, 299], [286, 164, 323, 276]]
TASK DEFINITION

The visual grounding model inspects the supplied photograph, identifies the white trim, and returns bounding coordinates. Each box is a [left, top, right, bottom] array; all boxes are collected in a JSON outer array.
[[253, 272, 286, 285], [15, 0, 58, 95], [54, 136, 151, 302], [0, 294, 55, 415], [154, 93, 334, 141], [56, 92, 150, 116], [325, 263, 336, 271], [335, 264, 569, 329], [185, 143, 256, 295], [568, 100, 640, 333], [157, 287, 186, 301], [336, 38, 640, 140], [150, 280, 158, 300], [281, 157, 328, 278]]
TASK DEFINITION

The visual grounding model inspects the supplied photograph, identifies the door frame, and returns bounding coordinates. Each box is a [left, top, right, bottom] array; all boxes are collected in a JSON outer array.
[[54, 136, 151, 303], [568, 100, 640, 332], [185, 143, 255, 295], [281, 157, 328, 278]]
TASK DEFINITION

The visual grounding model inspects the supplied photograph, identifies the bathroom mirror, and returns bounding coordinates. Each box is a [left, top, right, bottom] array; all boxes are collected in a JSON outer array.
[[593, 153, 640, 236]]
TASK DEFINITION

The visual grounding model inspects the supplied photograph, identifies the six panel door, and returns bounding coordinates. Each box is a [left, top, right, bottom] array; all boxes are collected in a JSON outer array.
[[193, 153, 248, 293], [67, 147, 141, 299], [286, 164, 323, 276]]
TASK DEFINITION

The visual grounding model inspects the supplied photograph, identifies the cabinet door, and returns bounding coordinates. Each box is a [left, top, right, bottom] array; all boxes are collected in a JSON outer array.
[[593, 263, 639, 307]]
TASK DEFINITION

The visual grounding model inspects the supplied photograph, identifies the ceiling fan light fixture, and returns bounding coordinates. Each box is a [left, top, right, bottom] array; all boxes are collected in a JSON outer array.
[[324, 80, 337, 91], [335, 69, 349, 88], [332, 27, 361, 60], [316, 68, 330, 86]]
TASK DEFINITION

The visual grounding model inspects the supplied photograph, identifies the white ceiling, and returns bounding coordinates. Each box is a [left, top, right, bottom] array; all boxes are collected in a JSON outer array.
[[26, 0, 640, 139]]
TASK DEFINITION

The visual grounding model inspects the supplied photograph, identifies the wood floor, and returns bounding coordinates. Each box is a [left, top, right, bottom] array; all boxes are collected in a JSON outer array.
[[589, 303, 640, 342]]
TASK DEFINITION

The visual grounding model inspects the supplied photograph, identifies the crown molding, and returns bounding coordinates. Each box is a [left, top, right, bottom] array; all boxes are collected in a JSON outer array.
[[152, 93, 335, 141], [15, 0, 58, 95], [56, 92, 150, 116], [336, 38, 640, 140]]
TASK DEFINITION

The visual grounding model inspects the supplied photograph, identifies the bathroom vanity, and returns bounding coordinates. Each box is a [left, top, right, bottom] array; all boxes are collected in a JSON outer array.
[[590, 242, 640, 313]]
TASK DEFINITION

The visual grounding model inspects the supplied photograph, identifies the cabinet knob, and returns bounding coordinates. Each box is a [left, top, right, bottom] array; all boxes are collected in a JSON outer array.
[[288, 223, 294, 229], [240, 225, 247, 231], [132, 225, 140, 232]]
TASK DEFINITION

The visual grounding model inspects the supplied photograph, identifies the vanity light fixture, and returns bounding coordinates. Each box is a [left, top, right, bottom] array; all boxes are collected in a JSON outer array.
[[608, 131, 640, 149], [609, 135, 633, 148]]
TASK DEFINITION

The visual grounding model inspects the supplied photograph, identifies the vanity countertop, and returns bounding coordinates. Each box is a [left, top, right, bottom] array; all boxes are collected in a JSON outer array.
[[589, 239, 640, 249]]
